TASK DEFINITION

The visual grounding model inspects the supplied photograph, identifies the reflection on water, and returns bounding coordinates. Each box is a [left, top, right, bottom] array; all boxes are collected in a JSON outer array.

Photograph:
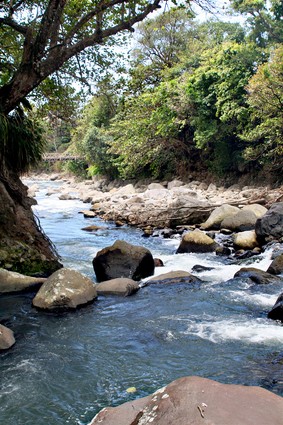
[[0, 179, 282, 425]]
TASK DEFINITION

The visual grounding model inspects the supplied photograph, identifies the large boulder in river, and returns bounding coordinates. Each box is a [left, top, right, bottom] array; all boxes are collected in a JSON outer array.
[[176, 229, 218, 254], [241, 203, 267, 218], [233, 267, 281, 285], [255, 202, 283, 243], [95, 278, 139, 296], [267, 253, 283, 275], [93, 240, 155, 282], [0, 268, 46, 294], [32, 268, 97, 310], [201, 204, 239, 230], [89, 376, 283, 425], [268, 293, 283, 322], [221, 209, 258, 231], [0, 324, 15, 350]]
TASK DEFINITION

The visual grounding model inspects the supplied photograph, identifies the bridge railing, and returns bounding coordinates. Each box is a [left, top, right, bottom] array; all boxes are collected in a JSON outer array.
[[42, 153, 82, 162]]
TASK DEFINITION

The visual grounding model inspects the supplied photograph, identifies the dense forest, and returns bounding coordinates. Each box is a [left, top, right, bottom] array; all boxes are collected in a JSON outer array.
[[36, 0, 283, 184]]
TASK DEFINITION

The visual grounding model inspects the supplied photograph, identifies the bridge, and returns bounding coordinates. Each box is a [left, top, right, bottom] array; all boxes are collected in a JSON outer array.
[[42, 153, 82, 162]]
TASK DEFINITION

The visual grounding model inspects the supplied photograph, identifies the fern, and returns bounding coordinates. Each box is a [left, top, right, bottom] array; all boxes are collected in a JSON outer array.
[[0, 107, 46, 174]]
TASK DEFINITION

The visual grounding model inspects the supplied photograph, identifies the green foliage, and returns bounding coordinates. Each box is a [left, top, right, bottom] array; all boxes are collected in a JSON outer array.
[[230, 0, 283, 46], [0, 108, 45, 174], [176, 41, 264, 174], [241, 45, 283, 171], [62, 159, 88, 179]]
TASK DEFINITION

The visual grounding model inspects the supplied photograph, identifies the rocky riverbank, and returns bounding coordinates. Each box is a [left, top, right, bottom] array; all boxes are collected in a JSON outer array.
[[26, 172, 283, 230]]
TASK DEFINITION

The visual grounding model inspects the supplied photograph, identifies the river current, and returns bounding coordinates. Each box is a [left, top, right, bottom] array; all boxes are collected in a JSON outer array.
[[1, 178, 283, 425]]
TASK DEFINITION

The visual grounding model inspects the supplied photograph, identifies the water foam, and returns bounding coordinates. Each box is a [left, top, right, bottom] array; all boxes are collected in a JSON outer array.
[[184, 318, 283, 344]]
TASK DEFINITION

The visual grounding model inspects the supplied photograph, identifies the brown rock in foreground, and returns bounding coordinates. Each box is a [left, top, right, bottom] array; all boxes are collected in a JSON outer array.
[[89, 376, 283, 425]]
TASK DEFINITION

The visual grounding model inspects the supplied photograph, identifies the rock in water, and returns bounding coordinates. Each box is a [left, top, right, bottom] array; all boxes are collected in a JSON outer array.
[[255, 202, 283, 243], [93, 240, 154, 282], [267, 253, 283, 275], [0, 324, 15, 350], [95, 278, 140, 296], [176, 229, 218, 254], [201, 204, 239, 230], [32, 268, 97, 310], [0, 268, 46, 294], [233, 267, 281, 285], [268, 293, 283, 322], [147, 270, 201, 285], [89, 376, 283, 425]]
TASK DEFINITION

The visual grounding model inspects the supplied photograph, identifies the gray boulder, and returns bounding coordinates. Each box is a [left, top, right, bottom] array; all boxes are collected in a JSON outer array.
[[176, 229, 218, 254], [0, 268, 46, 294], [0, 324, 15, 350], [93, 240, 154, 282], [234, 267, 281, 284], [255, 202, 283, 243], [147, 270, 202, 285], [32, 268, 97, 310], [267, 253, 283, 275], [221, 209, 258, 231], [95, 278, 139, 296], [89, 376, 283, 425], [268, 293, 283, 322], [201, 204, 239, 230], [242, 204, 267, 218]]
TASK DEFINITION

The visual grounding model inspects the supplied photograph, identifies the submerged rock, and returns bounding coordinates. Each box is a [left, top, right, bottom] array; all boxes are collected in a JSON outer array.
[[268, 293, 283, 322], [147, 270, 202, 285], [0, 268, 46, 294], [0, 324, 15, 350], [234, 267, 281, 285], [32, 268, 97, 310], [89, 376, 283, 425], [93, 240, 154, 282], [95, 278, 139, 296]]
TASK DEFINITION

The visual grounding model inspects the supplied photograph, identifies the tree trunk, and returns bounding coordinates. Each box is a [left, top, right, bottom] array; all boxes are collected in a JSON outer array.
[[0, 169, 62, 276]]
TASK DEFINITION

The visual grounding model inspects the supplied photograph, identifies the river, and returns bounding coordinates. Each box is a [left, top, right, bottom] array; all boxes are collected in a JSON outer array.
[[0, 178, 283, 425]]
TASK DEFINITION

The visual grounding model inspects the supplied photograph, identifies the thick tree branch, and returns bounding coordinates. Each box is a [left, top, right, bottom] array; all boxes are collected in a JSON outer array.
[[0, 16, 28, 34], [0, 0, 163, 113]]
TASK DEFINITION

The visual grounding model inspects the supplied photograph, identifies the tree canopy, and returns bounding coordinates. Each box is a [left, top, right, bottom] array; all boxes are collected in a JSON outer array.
[[0, 0, 214, 114]]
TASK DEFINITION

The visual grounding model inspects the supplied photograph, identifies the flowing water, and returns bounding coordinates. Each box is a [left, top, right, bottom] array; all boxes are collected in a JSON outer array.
[[1, 178, 283, 425]]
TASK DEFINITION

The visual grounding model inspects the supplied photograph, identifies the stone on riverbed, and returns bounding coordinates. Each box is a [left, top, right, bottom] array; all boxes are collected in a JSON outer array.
[[95, 278, 139, 296], [89, 376, 283, 425], [268, 293, 283, 322], [0, 268, 46, 294], [147, 270, 202, 285], [176, 229, 218, 254], [221, 209, 258, 231], [201, 204, 239, 230], [233, 230, 259, 250], [255, 202, 283, 243], [93, 240, 155, 282], [267, 253, 283, 275], [233, 267, 281, 285], [32, 268, 97, 310], [0, 324, 15, 350]]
